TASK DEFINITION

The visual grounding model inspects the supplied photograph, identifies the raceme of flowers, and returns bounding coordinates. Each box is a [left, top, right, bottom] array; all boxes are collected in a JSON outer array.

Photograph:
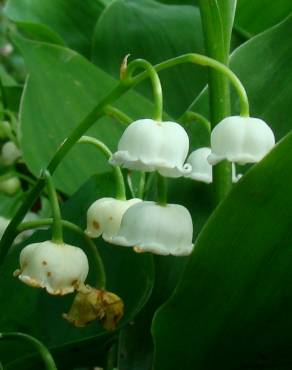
[[11, 113, 275, 330]]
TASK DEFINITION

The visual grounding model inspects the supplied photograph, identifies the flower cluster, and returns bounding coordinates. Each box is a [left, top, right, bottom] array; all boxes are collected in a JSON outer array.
[[11, 66, 275, 332], [85, 114, 275, 257]]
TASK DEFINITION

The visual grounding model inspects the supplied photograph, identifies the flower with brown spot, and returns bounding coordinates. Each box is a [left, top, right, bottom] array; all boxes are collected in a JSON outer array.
[[14, 240, 89, 295]]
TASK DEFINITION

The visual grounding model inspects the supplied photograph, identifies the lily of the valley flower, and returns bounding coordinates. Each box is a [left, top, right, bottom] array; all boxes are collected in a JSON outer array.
[[185, 147, 241, 184], [1, 141, 21, 166], [110, 119, 191, 178], [208, 116, 275, 165], [86, 197, 141, 241], [14, 240, 89, 295], [63, 285, 124, 331], [111, 201, 193, 256]]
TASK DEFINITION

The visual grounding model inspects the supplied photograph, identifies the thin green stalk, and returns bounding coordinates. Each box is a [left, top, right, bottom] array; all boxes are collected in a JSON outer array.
[[138, 172, 146, 199], [43, 171, 63, 244], [198, 0, 236, 203], [0, 53, 248, 264], [104, 105, 132, 125], [0, 83, 127, 265], [18, 218, 106, 289], [156, 173, 167, 206], [180, 111, 211, 134], [78, 136, 126, 200], [124, 59, 163, 121], [0, 332, 57, 370]]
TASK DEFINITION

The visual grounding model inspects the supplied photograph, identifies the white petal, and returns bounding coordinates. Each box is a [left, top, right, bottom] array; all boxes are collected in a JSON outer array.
[[86, 197, 141, 241], [110, 119, 190, 178], [185, 147, 240, 183], [17, 241, 89, 295], [209, 116, 275, 165], [111, 201, 194, 256]]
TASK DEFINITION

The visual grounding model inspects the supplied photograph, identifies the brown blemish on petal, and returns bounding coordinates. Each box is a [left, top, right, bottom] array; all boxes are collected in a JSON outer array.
[[47, 272, 52, 277], [93, 220, 100, 230], [71, 279, 78, 287], [42, 261, 47, 266], [133, 246, 144, 254]]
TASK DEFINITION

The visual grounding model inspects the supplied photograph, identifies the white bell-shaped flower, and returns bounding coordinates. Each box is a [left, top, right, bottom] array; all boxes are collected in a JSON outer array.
[[111, 201, 194, 256], [85, 197, 141, 242], [1, 141, 21, 166], [208, 116, 275, 165], [14, 241, 89, 295], [110, 119, 191, 178], [185, 147, 240, 183]]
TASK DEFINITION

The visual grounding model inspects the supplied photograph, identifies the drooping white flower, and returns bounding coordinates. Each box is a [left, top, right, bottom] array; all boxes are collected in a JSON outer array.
[[85, 197, 141, 241], [111, 201, 194, 256], [110, 119, 191, 178], [14, 240, 89, 295], [185, 147, 241, 183], [208, 116, 275, 165], [1, 141, 21, 166]]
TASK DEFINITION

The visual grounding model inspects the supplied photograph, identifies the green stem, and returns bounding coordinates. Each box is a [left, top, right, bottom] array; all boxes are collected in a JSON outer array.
[[0, 53, 248, 264], [138, 172, 146, 199], [43, 171, 63, 244], [78, 136, 126, 200], [0, 332, 58, 370], [104, 105, 132, 125], [180, 111, 211, 134], [18, 218, 106, 289], [156, 173, 167, 206], [124, 59, 163, 121], [198, 0, 236, 203]]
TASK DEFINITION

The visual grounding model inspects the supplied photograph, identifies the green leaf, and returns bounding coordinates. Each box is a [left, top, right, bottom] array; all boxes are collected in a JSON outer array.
[[235, 0, 292, 37], [4, 0, 107, 57], [190, 15, 292, 142], [0, 173, 154, 368], [92, 0, 206, 117], [153, 130, 292, 369], [119, 178, 213, 370], [13, 34, 157, 195]]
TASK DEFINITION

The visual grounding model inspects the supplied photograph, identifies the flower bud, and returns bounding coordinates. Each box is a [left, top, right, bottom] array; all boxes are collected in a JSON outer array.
[[110, 119, 191, 178], [208, 116, 275, 165], [1, 141, 21, 166], [14, 241, 89, 295], [111, 201, 194, 256], [185, 147, 240, 183], [85, 197, 141, 241], [63, 285, 124, 331], [0, 176, 21, 196]]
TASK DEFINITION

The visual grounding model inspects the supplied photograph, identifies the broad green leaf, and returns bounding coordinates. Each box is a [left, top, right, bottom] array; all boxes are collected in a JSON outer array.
[[13, 34, 157, 195], [235, 0, 292, 37], [119, 178, 213, 370], [4, 0, 107, 57], [0, 173, 154, 368], [190, 15, 292, 142], [92, 0, 206, 117], [153, 128, 292, 369]]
